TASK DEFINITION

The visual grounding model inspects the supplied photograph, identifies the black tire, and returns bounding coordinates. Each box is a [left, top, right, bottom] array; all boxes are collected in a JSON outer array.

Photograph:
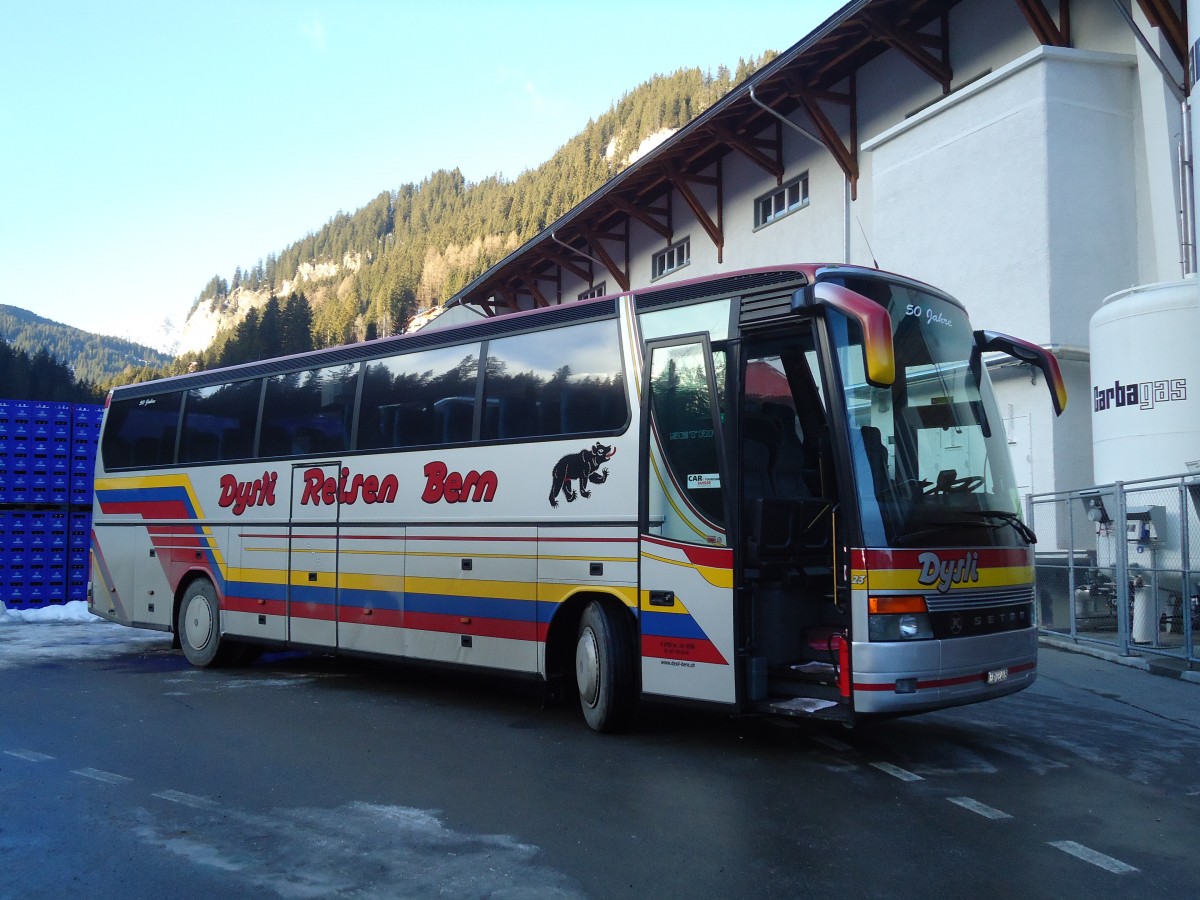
[[575, 600, 637, 732], [177, 578, 227, 668]]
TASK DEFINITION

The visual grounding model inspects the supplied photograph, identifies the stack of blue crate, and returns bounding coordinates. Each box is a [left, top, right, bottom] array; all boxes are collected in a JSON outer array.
[[1, 399, 101, 610]]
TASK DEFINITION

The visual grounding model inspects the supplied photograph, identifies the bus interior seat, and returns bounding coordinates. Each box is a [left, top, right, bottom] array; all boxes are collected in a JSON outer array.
[[132, 436, 158, 466], [498, 396, 538, 438], [482, 401, 499, 439], [259, 425, 289, 457], [537, 399, 561, 436], [183, 431, 219, 463], [437, 400, 474, 443], [761, 401, 812, 499], [560, 387, 591, 434], [860, 425, 890, 496], [222, 427, 251, 459], [393, 405, 433, 447], [291, 428, 321, 455], [742, 409, 781, 503], [157, 428, 177, 464]]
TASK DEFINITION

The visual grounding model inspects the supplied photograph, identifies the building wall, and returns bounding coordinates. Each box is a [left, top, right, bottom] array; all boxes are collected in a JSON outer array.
[[547, 0, 1184, 498]]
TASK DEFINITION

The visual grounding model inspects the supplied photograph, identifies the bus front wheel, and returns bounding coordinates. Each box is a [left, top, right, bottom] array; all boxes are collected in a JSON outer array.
[[177, 578, 226, 668], [575, 601, 636, 732]]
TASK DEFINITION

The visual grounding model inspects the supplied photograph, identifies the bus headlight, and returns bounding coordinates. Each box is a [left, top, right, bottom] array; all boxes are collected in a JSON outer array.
[[868, 595, 933, 641]]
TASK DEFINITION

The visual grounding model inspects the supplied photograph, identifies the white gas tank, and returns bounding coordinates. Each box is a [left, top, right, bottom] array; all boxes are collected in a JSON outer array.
[[1089, 276, 1199, 484]]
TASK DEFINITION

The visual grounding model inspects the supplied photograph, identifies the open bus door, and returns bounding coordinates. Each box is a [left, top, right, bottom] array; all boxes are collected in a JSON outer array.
[[638, 337, 737, 706]]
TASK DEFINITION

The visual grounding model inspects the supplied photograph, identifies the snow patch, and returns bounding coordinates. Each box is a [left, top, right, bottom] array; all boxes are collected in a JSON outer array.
[[0, 600, 171, 669]]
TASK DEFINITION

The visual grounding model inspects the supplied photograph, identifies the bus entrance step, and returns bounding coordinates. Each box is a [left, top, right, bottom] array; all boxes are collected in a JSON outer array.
[[770, 697, 839, 714], [786, 660, 837, 681], [751, 696, 851, 723]]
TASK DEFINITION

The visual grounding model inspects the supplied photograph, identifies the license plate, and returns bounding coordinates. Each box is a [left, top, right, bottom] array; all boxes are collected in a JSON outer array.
[[987, 668, 1009, 685]]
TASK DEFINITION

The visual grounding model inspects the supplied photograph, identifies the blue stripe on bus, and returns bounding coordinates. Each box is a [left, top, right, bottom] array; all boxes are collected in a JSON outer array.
[[404, 592, 537, 622], [640, 610, 708, 640]]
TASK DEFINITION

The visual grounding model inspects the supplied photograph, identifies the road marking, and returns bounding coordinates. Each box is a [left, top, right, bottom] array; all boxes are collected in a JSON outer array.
[[1049, 841, 1138, 874], [73, 767, 133, 784], [4, 749, 54, 762], [811, 735, 855, 753], [870, 762, 923, 782], [948, 796, 1012, 820], [154, 790, 216, 809]]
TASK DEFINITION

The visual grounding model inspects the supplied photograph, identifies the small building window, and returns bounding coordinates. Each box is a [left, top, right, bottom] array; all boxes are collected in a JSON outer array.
[[754, 173, 809, 229], [578, 281, 607, 301], [652, 237, 691, 280]]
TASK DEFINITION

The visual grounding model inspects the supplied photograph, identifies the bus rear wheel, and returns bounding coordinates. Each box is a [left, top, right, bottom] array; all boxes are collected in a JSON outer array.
[[575, 601, 636, 733], [177, 578, 227, 668]]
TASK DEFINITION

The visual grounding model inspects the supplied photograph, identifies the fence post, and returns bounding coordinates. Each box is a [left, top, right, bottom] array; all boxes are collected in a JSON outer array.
[[1180, 482, 1193, 663], [1067, 491, 1078, 640], [1115, 482, 1130, 656]]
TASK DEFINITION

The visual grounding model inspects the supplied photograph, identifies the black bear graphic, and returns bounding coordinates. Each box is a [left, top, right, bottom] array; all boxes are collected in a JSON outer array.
[[549, 442, 616, 507]]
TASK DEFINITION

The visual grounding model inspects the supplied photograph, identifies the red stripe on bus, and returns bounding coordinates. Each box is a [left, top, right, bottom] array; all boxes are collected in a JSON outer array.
[[858, 548, 1033, 569], [640, 635, 728, 665], [640, 535, 732, 570], [853, 661, 1036, 692], [402, 611, 540, 641], [224, 596, 286, 617]]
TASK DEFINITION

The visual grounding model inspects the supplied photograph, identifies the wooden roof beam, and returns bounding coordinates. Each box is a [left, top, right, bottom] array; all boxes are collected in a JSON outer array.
[[542, 247, 592, 285], [1136, 0, 1187, 71], [1014, 0, 1071, 48], [708, 122, 784, 183], [785, 74, 860, 199], [862, 10, 953, 92], [577, 222, 631, 292], [662, 160, 723, 261], [610, 195, 671, 240]]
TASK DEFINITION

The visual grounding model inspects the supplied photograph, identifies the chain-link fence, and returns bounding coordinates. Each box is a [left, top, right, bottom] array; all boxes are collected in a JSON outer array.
[[1028, 474, 1199, 664]]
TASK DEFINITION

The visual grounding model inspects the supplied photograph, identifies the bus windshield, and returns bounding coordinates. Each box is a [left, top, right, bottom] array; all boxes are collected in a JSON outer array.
[[828, 276, 1027, 549]]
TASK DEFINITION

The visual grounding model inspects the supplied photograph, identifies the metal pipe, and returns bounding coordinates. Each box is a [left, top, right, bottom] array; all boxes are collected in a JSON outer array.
[[1109, 0, 1195, 276], [550, 230, 608, 270], [1110, 0, 1184, 103], [1180, 97, 1197, 274], [748, 86, 852, 263]]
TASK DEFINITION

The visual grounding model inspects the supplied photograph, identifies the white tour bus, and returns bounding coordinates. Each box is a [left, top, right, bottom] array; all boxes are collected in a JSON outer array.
[[89, 264, 1066, 731]]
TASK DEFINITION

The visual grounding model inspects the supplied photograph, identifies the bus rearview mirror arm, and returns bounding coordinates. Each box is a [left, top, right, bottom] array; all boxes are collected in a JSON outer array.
[[793, 284, 896, 388], [970, 330, 1068, 416]]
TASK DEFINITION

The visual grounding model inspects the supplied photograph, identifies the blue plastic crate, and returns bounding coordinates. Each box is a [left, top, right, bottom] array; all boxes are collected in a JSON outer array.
[[69, 512, 92, 547], [7, 476, 29, 504]]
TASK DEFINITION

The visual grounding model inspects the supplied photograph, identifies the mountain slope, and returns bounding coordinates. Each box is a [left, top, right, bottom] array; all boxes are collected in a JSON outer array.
[[178, 56, 776, 358], [0, 305, 174, 387]]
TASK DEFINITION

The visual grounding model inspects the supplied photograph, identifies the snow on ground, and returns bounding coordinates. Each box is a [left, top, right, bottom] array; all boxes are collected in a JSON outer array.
[[0, 600, 171, 669]]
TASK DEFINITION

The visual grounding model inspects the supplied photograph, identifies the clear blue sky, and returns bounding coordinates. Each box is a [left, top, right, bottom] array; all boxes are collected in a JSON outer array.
[[1, 1, 842, 350]]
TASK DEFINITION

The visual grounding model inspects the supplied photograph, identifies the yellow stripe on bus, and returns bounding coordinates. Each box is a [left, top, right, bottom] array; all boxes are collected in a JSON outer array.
[[540, 584, 639, 608], [640, 551, 733, 589], [866, 565, 1034, 591], [95, 473, 229, 571], [404, 575, 539, 602]]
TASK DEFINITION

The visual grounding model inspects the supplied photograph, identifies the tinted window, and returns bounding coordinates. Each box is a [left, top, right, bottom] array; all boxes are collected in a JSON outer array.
[[101, 391, 183, 469], [482, 320, 627, 440], [357, 345, 481, 450], [178, 379, 262, 464], [260, 364, 359, 457]]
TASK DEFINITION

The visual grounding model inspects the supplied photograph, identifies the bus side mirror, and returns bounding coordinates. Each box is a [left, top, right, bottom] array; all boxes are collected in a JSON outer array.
[[793, 284, 895, 388], [971, 330, 1068, 416]]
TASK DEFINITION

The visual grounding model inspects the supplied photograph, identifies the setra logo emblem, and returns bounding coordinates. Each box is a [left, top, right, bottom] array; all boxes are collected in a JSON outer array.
[[917, 551, 980, 594]]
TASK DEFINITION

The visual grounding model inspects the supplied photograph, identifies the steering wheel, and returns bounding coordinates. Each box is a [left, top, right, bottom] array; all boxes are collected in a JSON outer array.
[[926, 470, 985, 494]]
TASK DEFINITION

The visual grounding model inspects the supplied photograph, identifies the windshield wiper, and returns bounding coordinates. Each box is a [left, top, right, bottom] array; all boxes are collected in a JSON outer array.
[[975, 509, 1038, 545], [893, 509, 1037, 546]]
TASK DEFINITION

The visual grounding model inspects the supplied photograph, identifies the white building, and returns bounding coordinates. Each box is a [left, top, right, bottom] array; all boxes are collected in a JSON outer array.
[[448, 0, 1192, 501]]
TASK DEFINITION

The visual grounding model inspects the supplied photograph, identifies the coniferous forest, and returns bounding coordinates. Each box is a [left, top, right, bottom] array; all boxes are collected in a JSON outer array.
[[10, 58, 775, 395]]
